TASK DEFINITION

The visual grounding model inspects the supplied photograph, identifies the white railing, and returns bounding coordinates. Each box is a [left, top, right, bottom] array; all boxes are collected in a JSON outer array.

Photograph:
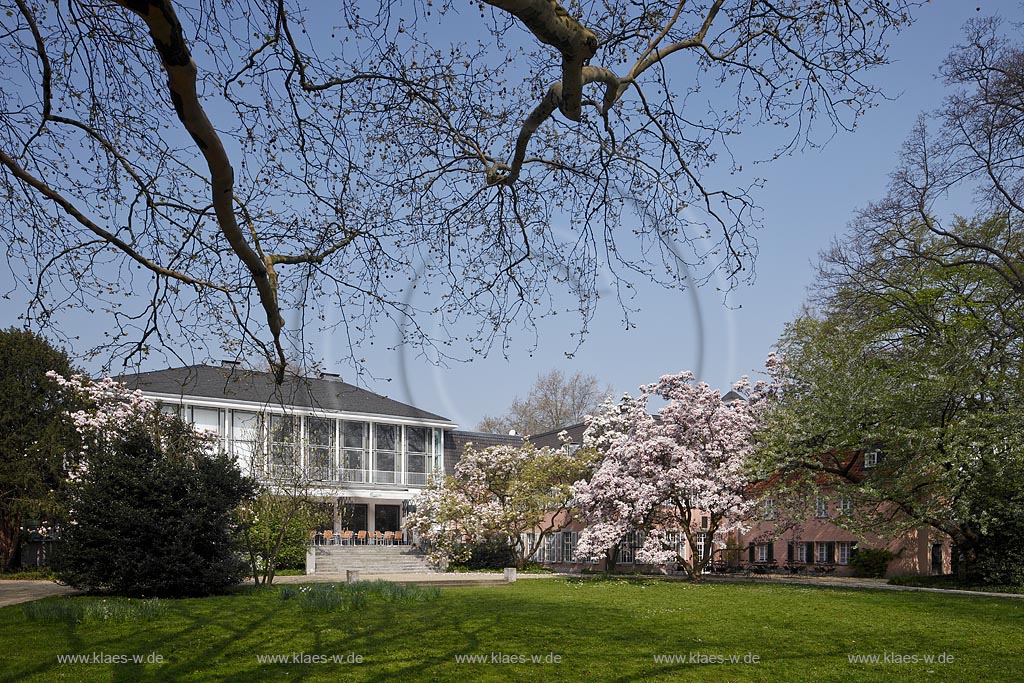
[[259, 464, 436, 487]]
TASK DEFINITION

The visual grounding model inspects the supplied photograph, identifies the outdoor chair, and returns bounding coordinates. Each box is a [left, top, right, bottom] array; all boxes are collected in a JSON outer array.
[[394, 530, 404, 545], [340, 530, 354, 545], [383, 531, 394, 545], [308, 530, 319, 546], [357, 530, 368, 545], [322, 529, 335, 545], [374, 531, 384, 545]]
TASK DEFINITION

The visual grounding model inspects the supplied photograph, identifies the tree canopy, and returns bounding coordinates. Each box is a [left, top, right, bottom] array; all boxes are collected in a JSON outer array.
[[0, 328, 77, 570], [0, 0, 919, 376], [755, 216, 1024, 583]]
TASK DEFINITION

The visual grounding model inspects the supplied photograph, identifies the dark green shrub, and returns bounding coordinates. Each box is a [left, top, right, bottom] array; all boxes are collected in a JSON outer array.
[[52, 419, 254, 597], [849, 548, 895, 578], [453, 539, 516, 570]]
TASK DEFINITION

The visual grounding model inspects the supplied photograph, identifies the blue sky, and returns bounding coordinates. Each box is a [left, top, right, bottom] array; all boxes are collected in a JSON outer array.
[[365, 1, 1022, 429], [2, 1, 1019, 430]]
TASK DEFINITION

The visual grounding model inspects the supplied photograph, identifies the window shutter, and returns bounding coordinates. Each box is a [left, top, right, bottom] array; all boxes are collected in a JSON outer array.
[[748, 545, 755, 563], [767, 543, 775, 562], [806, 542, 814, 563], [850, 542, 859, 558], [787, 542, 794, 562], [826, 541, 835, 563]]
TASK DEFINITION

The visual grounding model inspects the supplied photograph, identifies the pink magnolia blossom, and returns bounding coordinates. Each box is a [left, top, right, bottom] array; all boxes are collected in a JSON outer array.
[[573, 371, 769, 578]]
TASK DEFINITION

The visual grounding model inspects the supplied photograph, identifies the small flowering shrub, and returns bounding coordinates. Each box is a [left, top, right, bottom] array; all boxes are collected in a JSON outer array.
[[278, 581, 440, 611], [48, 374, 254, 597], [22, 597, 167, 625]]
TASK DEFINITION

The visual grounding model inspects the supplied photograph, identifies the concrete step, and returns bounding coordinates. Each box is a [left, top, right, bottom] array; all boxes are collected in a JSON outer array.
[[311, 545, 437, 575]]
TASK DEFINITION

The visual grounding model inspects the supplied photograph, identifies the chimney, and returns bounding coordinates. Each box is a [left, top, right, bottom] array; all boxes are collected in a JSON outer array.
[[318, 371, 342, 381], [220, 359, 242, 368]]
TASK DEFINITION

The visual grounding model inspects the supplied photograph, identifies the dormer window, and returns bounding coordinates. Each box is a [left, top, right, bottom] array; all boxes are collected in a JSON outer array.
[[864, 451, 880, 469], [764, 498, 776, 520]]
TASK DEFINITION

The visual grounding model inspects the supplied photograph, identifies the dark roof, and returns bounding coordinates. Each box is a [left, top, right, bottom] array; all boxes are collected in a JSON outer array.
[[447, 430, 524, 451], [116, 364, 452, 423], [528, 422, 588, 448]]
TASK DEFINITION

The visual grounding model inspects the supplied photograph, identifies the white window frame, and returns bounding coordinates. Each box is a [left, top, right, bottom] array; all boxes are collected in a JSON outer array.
[[816, 543, 830, 564], [837, 541, 852, 565], [764, 498, 776, 520], [755, 544, 769, 563], [864, 451, 879, 469], [796, 542, 809, 563], [815, 496, 828, 518], [839, 496, 853, 514]]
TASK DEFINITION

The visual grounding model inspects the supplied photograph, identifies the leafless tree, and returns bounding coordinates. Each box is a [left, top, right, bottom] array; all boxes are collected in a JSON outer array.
[[477, 368, 611, 435], [0, 0, 919, 379], [862, 14, 1024, 294]]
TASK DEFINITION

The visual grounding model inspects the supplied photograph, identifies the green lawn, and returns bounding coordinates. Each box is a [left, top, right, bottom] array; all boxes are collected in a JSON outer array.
[[1, 578, 1021, 682]]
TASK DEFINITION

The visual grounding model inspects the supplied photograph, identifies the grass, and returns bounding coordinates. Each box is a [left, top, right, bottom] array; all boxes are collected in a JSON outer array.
[[271, 568, 306, 576], [0, 578, 1021, 681], [0, 569, 55, 581], [888, 574, 1024, 594]]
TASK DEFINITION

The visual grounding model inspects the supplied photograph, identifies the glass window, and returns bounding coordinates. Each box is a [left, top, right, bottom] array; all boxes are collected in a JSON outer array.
[[305, 417, 335, 480], [373, 424, 398, 484], [340, 421, 366, 482], [797, 542, 809, 563], [406, 426, 427, 454], [269, 414, 298, 470], [837, 541, 852, 565], [839, 496, 853, 514], [864, 451, 879, 469], [815, 496, 828, 518], [159, 403, 181, 418], [231, 410, 261, 470], [816, 543, 830, 564], [764, 498, 776, 520], [405, 426, 429, 484], [343, 421, 366, 449], [377, 451, 396, 469], [191, 406, 223, 435], [562, 531, 576, 562], [375, 424, 397, 451], [756, 544, 769, 563]]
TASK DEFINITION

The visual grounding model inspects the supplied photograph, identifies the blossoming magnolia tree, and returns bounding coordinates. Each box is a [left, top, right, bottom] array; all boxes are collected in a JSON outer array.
[[407, 441, 595, 569], [46, 372, 157, 480], [573, 372, 766, 578]]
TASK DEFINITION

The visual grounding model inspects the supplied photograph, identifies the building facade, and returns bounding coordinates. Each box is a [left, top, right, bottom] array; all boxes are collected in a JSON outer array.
[[119, 362, 460, 536]]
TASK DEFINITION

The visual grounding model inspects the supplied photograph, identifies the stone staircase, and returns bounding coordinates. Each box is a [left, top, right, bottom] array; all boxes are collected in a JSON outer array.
[[311, 544, 437, 575]]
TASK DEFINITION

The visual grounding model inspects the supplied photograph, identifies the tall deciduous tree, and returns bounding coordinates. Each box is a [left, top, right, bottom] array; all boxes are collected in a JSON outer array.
[[477, 369, 611, 436], [573, 372, 765, 579], [0, 0, 918, 375], [756, 217, 1024, 584], [407, 441, 595, 568], [0, 328, 76, 570], [865, 14, 1024, 293]]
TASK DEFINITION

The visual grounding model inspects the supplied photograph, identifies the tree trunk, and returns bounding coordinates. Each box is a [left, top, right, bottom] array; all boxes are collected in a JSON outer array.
[[0, 515, 21, 571]]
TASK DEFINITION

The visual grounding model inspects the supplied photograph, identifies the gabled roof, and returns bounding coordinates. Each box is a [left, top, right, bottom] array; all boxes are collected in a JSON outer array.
[[116, 364, 453, 424]]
